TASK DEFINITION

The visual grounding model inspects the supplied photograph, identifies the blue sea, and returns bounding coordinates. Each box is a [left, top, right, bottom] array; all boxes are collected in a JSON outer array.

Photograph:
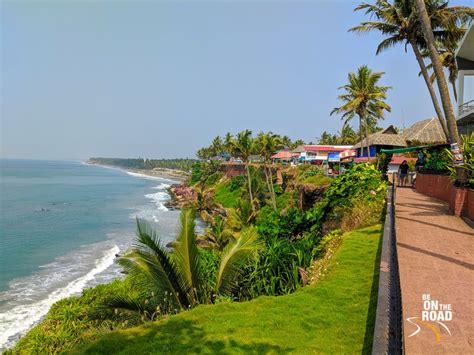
[[0, 159, 182, 349]]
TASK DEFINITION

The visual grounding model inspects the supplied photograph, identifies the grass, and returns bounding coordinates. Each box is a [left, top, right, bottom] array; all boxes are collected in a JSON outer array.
[[74, 225, 382, 354], [301, 174, 332, 186], [214, 179, 241, 208]]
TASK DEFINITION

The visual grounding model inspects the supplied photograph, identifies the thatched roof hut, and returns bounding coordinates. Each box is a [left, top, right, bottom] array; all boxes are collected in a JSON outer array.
[[353, 125, 406, 149], [400, 117, 447, 144]]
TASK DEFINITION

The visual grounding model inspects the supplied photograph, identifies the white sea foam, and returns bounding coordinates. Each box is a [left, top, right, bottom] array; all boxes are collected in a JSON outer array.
[[152, 183, 171, 189], [126, 171, 175, 183], [144, 191, 170, 211], [0, 245, 120, 350]]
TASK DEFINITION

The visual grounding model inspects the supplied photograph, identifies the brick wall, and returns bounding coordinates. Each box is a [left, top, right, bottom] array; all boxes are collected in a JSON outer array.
[[220, 163, 246, 177], [415, 173, 473, 220]]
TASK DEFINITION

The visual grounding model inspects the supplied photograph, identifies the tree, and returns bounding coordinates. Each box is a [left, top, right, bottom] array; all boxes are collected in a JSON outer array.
[[291, 139, 305, 149], [421, 40, 459, 101], [115, 210, 261, 311], [414, 0, 464, 181], [224, 132, 234, 155], [349, 0, 472, 138], [317, 131, 338, 145], [232, 130, 256, 212], [202, 215, 234, 251], [211, 136, 224, 157], [338, 125, 358, 145], [255, 132, 283, 210], [331, 65, 391, 159]]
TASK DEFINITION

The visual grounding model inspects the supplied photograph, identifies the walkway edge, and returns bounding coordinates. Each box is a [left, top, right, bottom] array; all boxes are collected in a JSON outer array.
[[372, 184, 403, 354]]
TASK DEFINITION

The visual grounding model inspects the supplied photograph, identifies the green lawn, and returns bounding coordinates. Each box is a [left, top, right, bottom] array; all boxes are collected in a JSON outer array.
[[74, 225, 382, 354]]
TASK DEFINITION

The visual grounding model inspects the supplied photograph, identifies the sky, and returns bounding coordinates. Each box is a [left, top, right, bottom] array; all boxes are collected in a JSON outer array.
[[1, 0, 473, 160]]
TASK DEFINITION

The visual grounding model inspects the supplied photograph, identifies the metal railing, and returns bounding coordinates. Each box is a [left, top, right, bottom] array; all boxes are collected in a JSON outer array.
[[459, 99, 474, 116]]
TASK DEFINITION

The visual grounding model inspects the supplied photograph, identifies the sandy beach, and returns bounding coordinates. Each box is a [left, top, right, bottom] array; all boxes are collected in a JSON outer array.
[[85, 161, 189, 182]]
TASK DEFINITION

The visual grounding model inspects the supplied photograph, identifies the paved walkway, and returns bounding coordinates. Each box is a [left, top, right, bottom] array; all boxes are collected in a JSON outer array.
[[395, 188, 474, 354]]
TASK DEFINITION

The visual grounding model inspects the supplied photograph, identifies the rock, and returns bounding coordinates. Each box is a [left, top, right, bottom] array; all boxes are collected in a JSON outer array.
[[297, 184, 327, 211]]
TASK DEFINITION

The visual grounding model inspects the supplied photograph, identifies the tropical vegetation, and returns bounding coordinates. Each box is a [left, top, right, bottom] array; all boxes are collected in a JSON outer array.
[[331, 65, 391, 159], [88, 158, 197, 172]]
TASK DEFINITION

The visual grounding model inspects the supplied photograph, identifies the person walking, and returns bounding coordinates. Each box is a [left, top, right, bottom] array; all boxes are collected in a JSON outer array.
[[398, 160, 409, 187]]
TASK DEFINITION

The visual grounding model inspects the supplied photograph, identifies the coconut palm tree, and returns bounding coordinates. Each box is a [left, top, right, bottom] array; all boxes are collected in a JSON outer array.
[[421, 40, 459, 101], [255, 132, 282, 210], [202, 215, 234, 251], [414, 0, 464, 182], [232, 130, 256, 212], [224, 132, 234, 156], [350, 0, 472, 138], [337, 124, 358, 145], [113, 210, 261, 312], [331, 65, 391, 159]]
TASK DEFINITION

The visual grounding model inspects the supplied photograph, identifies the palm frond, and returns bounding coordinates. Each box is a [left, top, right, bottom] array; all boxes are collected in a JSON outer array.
[[173, 209, 201, 305], [216, 227, 262, 296]]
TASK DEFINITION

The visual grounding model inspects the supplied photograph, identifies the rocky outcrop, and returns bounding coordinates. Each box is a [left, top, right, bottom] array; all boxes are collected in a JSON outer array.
[[297, 184, 327, 211], [165, 183, 197, 209]]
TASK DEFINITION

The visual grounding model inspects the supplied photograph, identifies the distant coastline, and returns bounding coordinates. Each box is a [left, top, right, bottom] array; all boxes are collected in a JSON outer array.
[[85, 159, 189, 182]]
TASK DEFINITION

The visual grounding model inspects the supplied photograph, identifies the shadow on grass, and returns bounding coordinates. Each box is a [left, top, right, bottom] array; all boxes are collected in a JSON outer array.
[[80, 317, 292, 354], [361, 227, 383, 354]]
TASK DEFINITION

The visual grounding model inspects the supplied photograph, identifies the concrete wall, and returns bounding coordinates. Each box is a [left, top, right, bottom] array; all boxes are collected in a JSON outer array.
[[415, 173, 473, 220]]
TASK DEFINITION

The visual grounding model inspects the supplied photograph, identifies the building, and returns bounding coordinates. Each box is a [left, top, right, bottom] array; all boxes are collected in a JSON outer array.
[[291, 145, 352, 163], [400, 117, 447, 145], [353, 126, 406, 158], [353, 118, 447, 159], [271, 150, 299, 163], [455, 23, 474, 135]]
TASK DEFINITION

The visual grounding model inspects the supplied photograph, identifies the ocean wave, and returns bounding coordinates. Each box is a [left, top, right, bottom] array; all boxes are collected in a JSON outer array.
[[0, 245, 120, 350], [152, 183, 171, 190], [144, 191, 170, 211], [125, 171, 175, 183]]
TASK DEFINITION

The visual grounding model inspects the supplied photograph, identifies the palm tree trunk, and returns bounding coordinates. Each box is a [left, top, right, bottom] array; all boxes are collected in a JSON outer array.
[[245, 163, 255, 213], [262, 163, 276, 211], [364, 115, 371, 159], [268, 166, 277, 211], [451, 80, 458, 102], [414, 0, 465, 183], [410, 40, 449, 138], [359, 117, 364, 157]]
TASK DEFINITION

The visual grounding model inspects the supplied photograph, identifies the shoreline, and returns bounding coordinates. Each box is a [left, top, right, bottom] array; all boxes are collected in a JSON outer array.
[[1, 161, 184, 350], [84, 161, 189, 182]]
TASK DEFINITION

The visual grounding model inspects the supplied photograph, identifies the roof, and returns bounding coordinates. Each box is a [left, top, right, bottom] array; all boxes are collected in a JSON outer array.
[[353, 125, 407, 149], [271, 150, 299, 160], [400, 118, 447, 144], [302, 145, 353, 152], [455, 23, 474, 70]]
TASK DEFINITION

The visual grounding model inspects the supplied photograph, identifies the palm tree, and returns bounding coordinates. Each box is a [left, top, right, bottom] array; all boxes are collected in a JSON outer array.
[[202, 215, 234, 251], [349, 0, 472, 138], [114, 210, 261, 312], [331, 65, 391, 159], [337, 124, 358, 145], [421, 40, 458, 101], [211, 136, 223, 157], [414, 0, 464, 181], [317, 131, 338, 145], [224, 132, 234, 156], [255, 132, 282, 210], [232, 130, 256, 212]]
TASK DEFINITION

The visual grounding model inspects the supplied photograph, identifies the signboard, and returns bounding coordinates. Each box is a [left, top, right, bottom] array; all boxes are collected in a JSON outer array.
[[450, 143, 464, 167], [327, 152, 340, 162]]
